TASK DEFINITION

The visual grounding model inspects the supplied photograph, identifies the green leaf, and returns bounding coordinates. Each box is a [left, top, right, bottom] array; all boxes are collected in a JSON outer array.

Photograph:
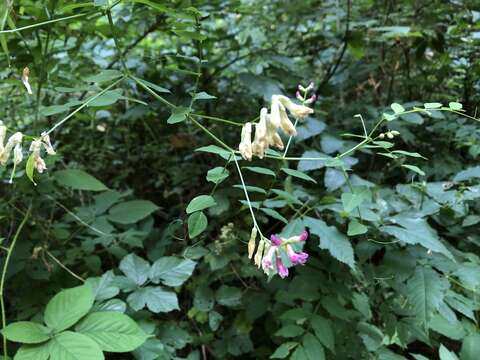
[[40, 104, 71, 116], [119, 254, 151, 286], [88, 90, 123, 107], [186, 195, 216, 214], [108, 200, 159, 224], [270, 342, 298, 359], [233, 185, 267, 194], [275, 325, 304, 338], [460, 333, 480, 360], [439, 344, 459, 360], [195, 145, 238, 161], [304, 217, 355, 269], [54, 169, 107, 191], [167, 106, 190, 124], [188, 211, 208, 238], [260, 208, 288, 224], [1, 322, 50, 344], [453, 166, 480, 182], [392, 150, 427, 159], [290, 345, 308, 360], [391, 103, 405, 114], [149, 257, 196, 286], [341, 192, 366, 213], [75, 312, 147, 352], [206, 167, 229, 184], [310, 315, 335, 352], [406, 267, 450, 327], [303, 333, 325, 360], [243, 166, 276, 177], [216, 285, 242, 307], [44, 285, 95, 332], [84, 70, 122, 83], [25, 153, 35, 185], [424, 102, 442, 109], [382, 112, 396, 121], [448, 102, 462, 110], [347, 219, 368, 236], [193, 91, 216, 100], [381, 222, 453, 259], [15, 342, 50, 360], [281, 168, 317, 183], [48, 331, 104, 360], [194, 285, 214, 312], [127, 286, 179, 313], [134, 77, 170, 93], [402, 164, 425, 176]]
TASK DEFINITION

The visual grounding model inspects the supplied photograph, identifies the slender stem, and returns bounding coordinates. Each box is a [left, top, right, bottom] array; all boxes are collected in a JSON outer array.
[[106, 9, 128, 73], [233, 153, 264, 238], [191, 113, 243, 127], [45, 250, 85, 282], [45, 77, 125, 135], [1, 205, 31, 358], [283, 118, 299, 158], [189, 116, 233, 151], [130, 74, 175, 108]]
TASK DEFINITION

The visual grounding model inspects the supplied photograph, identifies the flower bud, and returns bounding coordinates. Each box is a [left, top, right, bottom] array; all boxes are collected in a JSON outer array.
[[296, 91, 303, 101], [386, 132, 394, 139], [22, 67, 33, 95], [305, 94, 317, 105], [248, 227, 257, 259]]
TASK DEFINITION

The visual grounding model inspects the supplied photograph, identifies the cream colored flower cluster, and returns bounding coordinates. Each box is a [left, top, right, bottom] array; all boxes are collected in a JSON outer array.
[[239, 94, 314, 160], [0, 121, 55, 182]]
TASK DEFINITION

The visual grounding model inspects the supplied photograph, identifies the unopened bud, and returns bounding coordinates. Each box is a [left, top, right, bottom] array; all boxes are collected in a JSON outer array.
[[305, 94, 317, 105], [248, 227, 257, 259], [379, 133, 385, 139], [306, 82, 314, 91], [298, 84, 306, 92], [296, 91, 303, 101], [390, 130, 400, 136], [386, 132, 394, 139]]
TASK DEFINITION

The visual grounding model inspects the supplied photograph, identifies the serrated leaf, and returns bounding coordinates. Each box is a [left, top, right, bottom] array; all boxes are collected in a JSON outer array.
[[260, 208, 288, 224], [149, 257, 196, 286], [44, 285, 95, 332], [119, 254, 150, 286], [406, 267, 450, 328], [48, 331, 104, 360], [75, 312, 147, 352], [127, 286, 179, 313], [304, 217, 355, 269]]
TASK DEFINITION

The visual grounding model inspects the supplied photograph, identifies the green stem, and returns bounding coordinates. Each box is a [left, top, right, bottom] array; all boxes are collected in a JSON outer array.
[[189, 116, 233, 151], [190, 113, 243, 127], [0, 12, 90, 33], [45, 77, 125, 135], [106, 9, 128, 73], [1, 205, 31, 358]]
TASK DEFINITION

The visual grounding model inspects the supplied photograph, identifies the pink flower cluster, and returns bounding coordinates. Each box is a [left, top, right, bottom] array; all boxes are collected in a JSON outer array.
[[261, 230, 309, 278]]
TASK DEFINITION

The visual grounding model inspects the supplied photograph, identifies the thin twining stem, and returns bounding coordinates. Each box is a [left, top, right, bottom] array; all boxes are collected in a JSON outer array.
[[190, 113, 243, 127], [1, 205, 31, 359], [45, 77, 125, 135], [45, 250, 85, 282], [233, 152, 264, 239], [190, 116, 233, 151]]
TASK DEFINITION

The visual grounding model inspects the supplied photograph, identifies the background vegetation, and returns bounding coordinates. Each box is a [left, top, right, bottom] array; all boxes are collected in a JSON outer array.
[[0, 0, 480, 359]]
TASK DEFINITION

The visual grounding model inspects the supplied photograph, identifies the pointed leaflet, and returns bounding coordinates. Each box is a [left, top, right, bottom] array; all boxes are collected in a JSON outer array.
[[119, 253, 151, 286], [44, 285, 95, 332], [149, 257, 196, 286]]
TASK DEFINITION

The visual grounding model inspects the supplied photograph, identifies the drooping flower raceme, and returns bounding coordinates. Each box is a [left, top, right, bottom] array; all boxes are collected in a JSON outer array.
[[261, 230, 309, 278], [238, 85, 315, 160], [239, 122, 253, 161]]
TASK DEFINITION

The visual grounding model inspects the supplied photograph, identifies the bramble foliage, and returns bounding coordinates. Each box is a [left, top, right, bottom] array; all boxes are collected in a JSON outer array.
[[0, 1, 479, 359]]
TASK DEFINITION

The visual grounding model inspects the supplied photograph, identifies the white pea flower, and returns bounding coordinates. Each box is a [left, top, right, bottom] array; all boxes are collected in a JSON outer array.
[[277, 95, 314, 119], [22, 67, 33, 95], [269, 96, 283, 128], [1, 132, 23, 165], [252, 108, 269, 158], [41, 133, 56, 155], [13, 143, 23, 165], [239, 122, 253, 161], [30, 140, 47, 173], [266, 119, 284, 150]]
